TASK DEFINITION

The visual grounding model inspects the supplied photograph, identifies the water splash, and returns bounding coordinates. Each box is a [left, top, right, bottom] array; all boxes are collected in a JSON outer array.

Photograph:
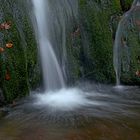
[[34, 88, 89, 110], [113, 0, 140, 85], [33, 87, 110, 111]]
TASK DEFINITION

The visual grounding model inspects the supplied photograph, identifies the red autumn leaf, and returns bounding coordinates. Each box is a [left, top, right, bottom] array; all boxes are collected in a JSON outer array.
[[4, 24, 11, 29], [0, 23, 5, 29], [0, 47, 4, 53], [5, 70, 10, 81], [135, 20, 140, 26], [0, 21, 11, 30], [71, 27, 80, 37], [136, 70, 140, 77]]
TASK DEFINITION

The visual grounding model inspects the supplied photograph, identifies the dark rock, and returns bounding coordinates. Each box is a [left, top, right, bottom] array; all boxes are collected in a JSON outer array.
[[120, 0, 133, 12], [0, 89, 5, 107], [0, 107, 10, 118]]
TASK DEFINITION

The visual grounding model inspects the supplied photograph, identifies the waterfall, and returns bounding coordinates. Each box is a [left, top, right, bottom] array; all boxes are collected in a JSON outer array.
[[31, 0, 78, 91], [113, 0, 140, 86]]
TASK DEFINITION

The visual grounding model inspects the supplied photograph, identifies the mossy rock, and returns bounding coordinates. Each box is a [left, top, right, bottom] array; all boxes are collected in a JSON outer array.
[[78, 0, 122, 83], [0, 0, 40, 103], [77, 0, 140, 84]]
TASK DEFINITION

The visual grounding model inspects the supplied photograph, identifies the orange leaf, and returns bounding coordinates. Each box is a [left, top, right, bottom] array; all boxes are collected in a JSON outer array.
[[135, 20, 140, 26], [0, 21, 11, 30], [6, 43, 13, 48], [0, 47, 4, 53], [5, 70, 10, 81], [0, 23, 5, 29], [4, 24, 11, 29], [136, 70, 140, 77]]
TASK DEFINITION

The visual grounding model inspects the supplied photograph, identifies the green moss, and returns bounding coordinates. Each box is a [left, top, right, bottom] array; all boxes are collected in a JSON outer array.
[[0, 0, 40, 102], [0, 0, 138, 102], [66, 34, 82, 82], [78, 0, 121, 83], [77, 0, 140, 84], [121, 29, 140, 84]]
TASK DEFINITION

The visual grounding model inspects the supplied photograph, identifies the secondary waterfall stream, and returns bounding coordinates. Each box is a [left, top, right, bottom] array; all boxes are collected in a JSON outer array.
[[113, 0, 140, 86]]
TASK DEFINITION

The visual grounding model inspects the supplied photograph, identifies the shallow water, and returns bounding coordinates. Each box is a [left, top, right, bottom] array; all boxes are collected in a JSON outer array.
[[0, 83, 140, 140]]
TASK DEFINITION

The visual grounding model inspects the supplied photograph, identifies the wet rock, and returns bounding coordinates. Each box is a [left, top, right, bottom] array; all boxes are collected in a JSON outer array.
[[0, 107, 9, 118], [0, 89, 5, 107], [120, 0, 133, 12]]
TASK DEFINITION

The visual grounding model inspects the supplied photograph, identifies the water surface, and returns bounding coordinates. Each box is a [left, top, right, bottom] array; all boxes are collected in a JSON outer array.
[[0, 83, 140, 140]]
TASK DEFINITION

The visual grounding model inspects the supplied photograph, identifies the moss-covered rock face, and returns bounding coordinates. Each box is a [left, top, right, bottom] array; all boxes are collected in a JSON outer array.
[[0, 0, 40, 103], [121, 29, 140, 85], [77, 0, 122, 83], [114, 3, 140, 85], [77, 0, 140, 84]]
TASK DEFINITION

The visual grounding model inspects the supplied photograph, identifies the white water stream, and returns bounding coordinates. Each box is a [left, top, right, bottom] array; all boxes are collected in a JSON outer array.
[[32, 0, 65, 91]]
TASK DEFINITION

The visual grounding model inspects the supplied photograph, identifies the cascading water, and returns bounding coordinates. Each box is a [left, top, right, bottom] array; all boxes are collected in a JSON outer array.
[[30, 0, 88, 110], [31, 0, 65, 91], [31, 0, 78, 91], [113, 0, 140, 86]]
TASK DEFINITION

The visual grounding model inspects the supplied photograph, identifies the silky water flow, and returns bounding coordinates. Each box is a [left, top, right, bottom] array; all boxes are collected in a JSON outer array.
[[31, 0, 91, 110]]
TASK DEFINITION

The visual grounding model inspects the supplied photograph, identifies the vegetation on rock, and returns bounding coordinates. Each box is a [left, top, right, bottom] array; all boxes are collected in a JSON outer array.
[[0, 0, 40, 103]]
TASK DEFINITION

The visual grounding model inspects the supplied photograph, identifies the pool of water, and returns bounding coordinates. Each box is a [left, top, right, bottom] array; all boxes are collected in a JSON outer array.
[[0, 83, 140, 140]]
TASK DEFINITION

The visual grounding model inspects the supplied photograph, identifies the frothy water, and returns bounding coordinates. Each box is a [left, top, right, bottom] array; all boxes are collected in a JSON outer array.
[[33, 88, 102, 111]]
